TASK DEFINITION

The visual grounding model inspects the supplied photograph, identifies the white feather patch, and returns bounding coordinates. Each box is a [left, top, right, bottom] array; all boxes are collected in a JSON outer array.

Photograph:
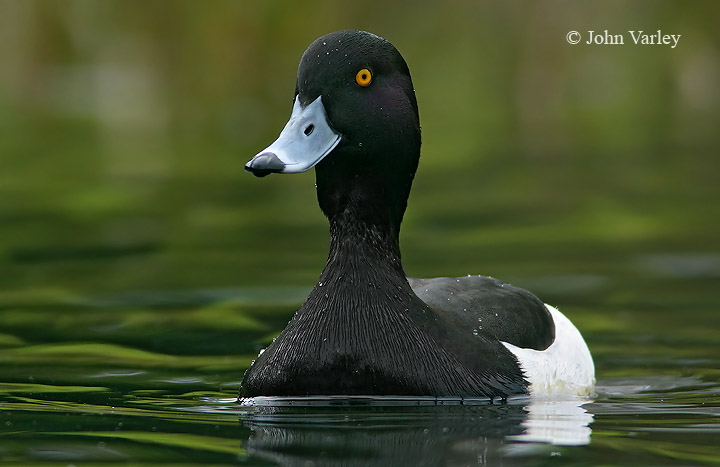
[[502, 305, 595, 396]]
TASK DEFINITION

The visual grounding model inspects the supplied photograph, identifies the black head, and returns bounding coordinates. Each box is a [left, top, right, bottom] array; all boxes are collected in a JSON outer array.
[[246, 30, 421, 237]]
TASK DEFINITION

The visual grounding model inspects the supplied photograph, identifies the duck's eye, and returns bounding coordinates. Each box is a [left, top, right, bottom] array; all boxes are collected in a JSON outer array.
[[355, 68, 372, 87]]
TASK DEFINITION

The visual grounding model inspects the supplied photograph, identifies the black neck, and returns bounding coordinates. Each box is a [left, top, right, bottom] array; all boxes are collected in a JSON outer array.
[[297, 170, 421, 330], [308, 192, 413, 312], [315, 165, 411, 240]]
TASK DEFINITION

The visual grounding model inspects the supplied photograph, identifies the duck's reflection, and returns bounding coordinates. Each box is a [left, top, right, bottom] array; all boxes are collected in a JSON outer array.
[[509, 397, 594, 446], [239, 397, 593, 465]]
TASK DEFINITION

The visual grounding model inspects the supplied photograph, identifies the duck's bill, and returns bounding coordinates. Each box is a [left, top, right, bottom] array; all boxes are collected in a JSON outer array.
[[245, 96, 341, 177]]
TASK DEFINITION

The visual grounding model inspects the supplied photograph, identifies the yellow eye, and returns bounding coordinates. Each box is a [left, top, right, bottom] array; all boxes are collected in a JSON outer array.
[[355, 68, 372, 87]]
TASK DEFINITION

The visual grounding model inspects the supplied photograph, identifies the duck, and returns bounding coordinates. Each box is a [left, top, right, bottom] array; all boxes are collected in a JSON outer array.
[[242, 30, 594, 398]]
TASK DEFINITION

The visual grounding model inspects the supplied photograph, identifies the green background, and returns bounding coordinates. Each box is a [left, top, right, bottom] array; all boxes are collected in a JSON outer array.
[[2, 0, 717, 298]]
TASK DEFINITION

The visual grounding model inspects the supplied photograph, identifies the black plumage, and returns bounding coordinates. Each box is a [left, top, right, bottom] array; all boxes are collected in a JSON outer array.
[[241, 30, 556, 398]]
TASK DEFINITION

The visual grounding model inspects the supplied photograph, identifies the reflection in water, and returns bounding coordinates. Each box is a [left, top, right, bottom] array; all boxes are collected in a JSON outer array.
[[510, 398, 593, 446], [239, 396, 593, 465]]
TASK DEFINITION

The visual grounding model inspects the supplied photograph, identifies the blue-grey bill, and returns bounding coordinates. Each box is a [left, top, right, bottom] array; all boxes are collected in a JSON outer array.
[[245, 96, 341, 177]]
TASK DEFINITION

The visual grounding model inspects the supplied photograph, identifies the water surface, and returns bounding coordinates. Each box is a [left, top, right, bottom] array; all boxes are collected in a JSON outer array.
[[2, 255, 719, 465]]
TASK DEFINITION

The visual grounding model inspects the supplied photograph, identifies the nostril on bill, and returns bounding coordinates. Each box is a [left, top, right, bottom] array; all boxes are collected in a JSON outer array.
[[304, 124, 315, 136]]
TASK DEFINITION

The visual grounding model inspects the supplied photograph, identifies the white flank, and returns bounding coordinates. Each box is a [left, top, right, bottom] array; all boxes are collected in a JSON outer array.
[[502, 305, 595, 396]]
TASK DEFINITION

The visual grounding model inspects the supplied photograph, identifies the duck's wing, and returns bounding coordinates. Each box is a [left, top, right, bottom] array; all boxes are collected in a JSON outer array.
[[408, 275, 555, 351]]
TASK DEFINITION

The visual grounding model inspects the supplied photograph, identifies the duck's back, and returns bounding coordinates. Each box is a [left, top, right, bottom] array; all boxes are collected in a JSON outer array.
[[409, 275, 555, 351]]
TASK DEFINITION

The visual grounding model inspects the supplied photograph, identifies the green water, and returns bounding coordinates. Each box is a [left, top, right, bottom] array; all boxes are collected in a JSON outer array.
[[1, 239, 719, 464], [2, 1, 720, 465], [2, 163, 719, 464]]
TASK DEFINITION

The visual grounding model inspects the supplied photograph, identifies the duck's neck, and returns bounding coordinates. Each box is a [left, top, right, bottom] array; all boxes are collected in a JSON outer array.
[[324, 207, 406, 285], [306, 175, 414, 314]]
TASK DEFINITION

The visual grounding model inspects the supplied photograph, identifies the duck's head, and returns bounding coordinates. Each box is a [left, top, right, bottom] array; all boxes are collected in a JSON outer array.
[[245, 30, 420, 236]]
